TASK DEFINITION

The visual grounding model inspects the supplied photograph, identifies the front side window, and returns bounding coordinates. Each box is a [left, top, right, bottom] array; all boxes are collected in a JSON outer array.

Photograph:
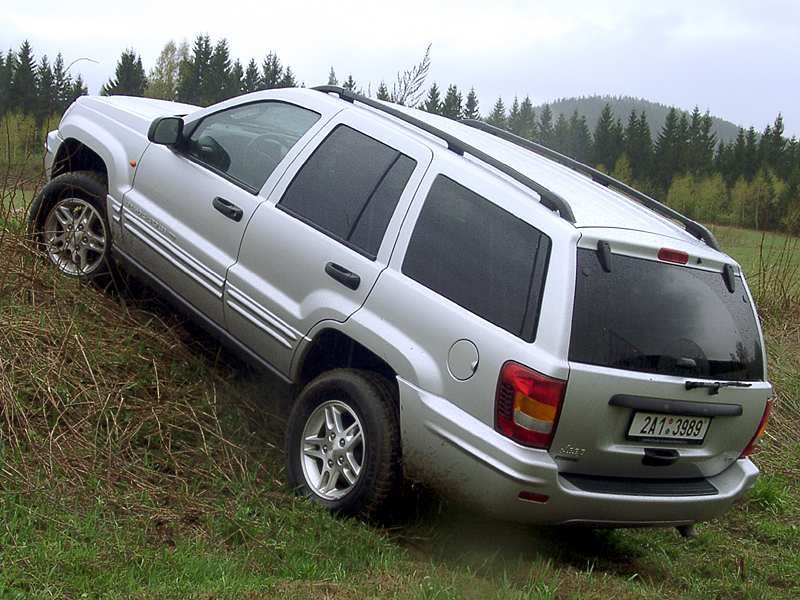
[[278, 125, 416, 259], [186, 101, 320, 191], [402, 175, 551, 341]]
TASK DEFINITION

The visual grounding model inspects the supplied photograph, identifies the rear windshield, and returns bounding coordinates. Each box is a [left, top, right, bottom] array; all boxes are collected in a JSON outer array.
[[570, 248, 764, 381]]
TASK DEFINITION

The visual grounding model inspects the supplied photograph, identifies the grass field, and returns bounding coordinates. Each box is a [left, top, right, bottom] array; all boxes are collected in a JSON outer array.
[[0, 193, 798, 598]]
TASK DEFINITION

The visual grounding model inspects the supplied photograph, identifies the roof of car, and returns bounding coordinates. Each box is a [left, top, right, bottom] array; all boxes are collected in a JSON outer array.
[[292, 88, 705, 248], [384, 104, 702, 245]]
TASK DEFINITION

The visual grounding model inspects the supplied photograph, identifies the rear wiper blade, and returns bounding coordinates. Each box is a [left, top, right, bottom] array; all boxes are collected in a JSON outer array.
[[685, 380, 753, 395]]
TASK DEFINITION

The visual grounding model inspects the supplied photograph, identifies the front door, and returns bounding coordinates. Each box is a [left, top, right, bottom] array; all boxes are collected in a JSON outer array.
[[121, 100, 324, 325], [225, 111, 433, 375]]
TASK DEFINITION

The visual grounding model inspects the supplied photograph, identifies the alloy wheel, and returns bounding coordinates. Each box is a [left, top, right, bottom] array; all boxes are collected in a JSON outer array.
[[300, 399, 365, 500], [43, 197, 107, 276]]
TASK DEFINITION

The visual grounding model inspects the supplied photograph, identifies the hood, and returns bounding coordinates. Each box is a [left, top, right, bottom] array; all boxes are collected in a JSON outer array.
[[73, 95, 201, 135]]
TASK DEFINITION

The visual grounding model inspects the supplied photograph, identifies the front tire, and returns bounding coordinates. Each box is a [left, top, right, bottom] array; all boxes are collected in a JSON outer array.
[[30, 171, 113, 282], [285, 369, 402, 519]]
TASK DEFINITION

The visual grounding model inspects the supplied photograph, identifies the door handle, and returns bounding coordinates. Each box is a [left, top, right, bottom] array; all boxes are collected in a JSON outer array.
[[212, 196, 243, 222], [325, 262, 361, 290]]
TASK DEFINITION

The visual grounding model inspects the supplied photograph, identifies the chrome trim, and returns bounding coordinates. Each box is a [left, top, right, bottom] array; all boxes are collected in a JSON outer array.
[[111, 243, 293, 384], [108, 195, 122, 223], [122, 209, 225, 297], [226, 299, 293, 349], [123, 219, 223, 299], [226, 285, 300, 342]]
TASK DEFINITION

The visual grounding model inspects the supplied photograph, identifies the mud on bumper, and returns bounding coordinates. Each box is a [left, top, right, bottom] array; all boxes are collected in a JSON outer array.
[[398, 377, 759, 526]]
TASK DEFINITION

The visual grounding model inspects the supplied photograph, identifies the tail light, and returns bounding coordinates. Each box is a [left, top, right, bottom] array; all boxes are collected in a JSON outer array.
[[740, 399, 772, 458], [495, 362, 566, 449]]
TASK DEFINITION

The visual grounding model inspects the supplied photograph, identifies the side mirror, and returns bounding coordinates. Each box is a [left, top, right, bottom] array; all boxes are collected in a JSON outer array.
[[147, 116, 184, 146]]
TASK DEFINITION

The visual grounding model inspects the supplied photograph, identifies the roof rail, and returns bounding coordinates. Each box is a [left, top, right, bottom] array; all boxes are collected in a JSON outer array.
[[460, 119, 721, 251], [312, 85, 576, 223]]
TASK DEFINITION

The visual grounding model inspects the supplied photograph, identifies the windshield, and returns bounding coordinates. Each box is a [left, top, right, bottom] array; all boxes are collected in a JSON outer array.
[[570, 248, 764, 381]]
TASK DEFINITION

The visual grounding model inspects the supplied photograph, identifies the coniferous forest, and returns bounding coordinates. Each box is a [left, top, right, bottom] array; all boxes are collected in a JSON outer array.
[[2, 36, 798, 234]]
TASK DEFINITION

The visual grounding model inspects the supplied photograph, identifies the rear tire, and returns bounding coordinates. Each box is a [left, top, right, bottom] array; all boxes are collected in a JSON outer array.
[[285, 369, 402, 519]]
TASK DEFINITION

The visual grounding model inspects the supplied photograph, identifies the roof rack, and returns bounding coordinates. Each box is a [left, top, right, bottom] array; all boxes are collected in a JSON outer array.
[[312, 85, 575, 223], [460, 119, 721, 251]]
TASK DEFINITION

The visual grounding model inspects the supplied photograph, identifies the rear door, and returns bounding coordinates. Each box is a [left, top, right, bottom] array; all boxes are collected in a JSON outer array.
[[224, 111, 433, 375], [551, 236, 772, 479], [121, 99, 324, 325]]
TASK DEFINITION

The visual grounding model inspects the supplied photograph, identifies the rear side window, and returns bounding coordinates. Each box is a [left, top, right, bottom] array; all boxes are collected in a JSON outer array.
[[278, 125, 416, 259], [403, 175, 551, 341], [570, 249, 764, 381]]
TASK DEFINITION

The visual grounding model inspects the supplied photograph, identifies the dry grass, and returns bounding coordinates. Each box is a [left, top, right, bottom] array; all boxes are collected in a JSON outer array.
[[0, 174, 281, 536]]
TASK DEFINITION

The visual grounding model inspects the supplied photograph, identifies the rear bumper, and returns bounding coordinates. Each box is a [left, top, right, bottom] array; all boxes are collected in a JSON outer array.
[[398, 377, 758, 526]]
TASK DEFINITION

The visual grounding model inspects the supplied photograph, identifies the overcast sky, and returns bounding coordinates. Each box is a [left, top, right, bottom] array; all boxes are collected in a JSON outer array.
[[2, 0, 798, 134]]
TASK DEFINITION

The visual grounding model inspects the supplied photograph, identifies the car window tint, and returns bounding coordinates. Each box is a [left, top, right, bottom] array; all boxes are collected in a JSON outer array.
[[278, 125, 416, 259], [570, 249, 764, 380], [186, 101, 319, 191], [403, 175, 551, 340]]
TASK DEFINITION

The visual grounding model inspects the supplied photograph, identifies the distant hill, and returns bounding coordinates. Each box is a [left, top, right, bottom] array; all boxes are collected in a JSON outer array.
[[537, 95, 742, 144]]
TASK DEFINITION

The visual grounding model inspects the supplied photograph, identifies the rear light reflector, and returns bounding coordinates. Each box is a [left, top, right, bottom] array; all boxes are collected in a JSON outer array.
[[740, 398, 772, 458], [495, 361, 567, 449], [658, 248, 689, 264], [518, 491, 549, 503]]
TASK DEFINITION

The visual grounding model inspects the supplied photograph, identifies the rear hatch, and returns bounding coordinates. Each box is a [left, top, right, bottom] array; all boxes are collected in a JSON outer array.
[[551, 232, 772, 479]]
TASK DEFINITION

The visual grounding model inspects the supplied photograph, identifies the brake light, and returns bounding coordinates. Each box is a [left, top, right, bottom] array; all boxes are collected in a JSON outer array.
[[740, 399, 772, 458], [658, 248, 689, 264], [495, 362, 566, 449]]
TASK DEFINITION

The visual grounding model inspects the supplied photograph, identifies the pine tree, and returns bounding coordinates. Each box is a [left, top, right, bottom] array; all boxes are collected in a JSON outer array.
[[507, 97, 522, 134], [327, 67, 338, 86], [228, 59, 244, 98], [568, 110, 592, 163], [518, 96, 536, 140], [146, 40, 185, 100], [624, 110, 653, 180], [68, 74, 88, 104], [11, 40, 38, 112], [0, 51, 7, 115], [177, 34, 213, 104], [101, 49, 147, 97], [685, 107, 716, 175], [261, 52, 283, 90], [715, 139, 728, 175], [538, 104, 554, 147], [242, 58, 261, 93], [441, 84, 462, 120], [676, 112, 690, 174], [592, 103, 620, 169], [279, 66, 297, 88], [728, 128, 747, 184], [36, 54, 56, 121], [486, 97, 506, 129], [376, 81, 390, 101], [654, 108, 683, 188], [763, 114, 787, 176], [52, 53, 72, 114], [552, 113, 569, 153], [342, 74, 356, 92], [463, 87, 479, 120], [205, 39, 232, 103], [744, 127, 759, 180], [422, 82, 442, 114]]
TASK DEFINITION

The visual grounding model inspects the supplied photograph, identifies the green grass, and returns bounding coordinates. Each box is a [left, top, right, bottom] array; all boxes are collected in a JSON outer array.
[[1, 203, 798, 598], [711, 224, 800, 276]]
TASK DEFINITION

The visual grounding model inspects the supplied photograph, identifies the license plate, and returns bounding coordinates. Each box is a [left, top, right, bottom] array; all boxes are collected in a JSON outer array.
[[628, 412, 710, 442]]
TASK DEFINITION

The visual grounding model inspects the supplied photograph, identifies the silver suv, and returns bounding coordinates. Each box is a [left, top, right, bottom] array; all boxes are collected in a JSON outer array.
[[29, 86, 773, 530]]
